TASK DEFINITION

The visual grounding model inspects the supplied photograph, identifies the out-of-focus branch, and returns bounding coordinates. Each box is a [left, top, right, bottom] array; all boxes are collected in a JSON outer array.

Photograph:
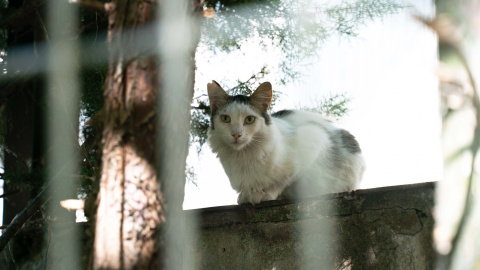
[[413, 15, 463, 48], [0, 183, 50, 253], [191, 102, 210, 112], [71, 0, 106, 13], [203, 7, 215, 18], [0, 122, 100, 253], [417, 14, 479, 270]]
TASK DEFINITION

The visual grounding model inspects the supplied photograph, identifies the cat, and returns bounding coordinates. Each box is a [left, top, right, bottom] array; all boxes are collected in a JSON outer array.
[[207, 80, 365, 204]]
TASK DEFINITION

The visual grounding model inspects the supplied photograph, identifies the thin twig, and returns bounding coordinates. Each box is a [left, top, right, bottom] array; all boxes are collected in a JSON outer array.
[[191, 103, 210, 111], [192, 93, 207, 100], [418, 16, 479, 269]]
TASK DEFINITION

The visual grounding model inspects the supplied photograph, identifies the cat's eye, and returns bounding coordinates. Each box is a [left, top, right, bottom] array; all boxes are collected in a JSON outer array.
[[220, 115, 231, 123], [245, 116, 255, 124]]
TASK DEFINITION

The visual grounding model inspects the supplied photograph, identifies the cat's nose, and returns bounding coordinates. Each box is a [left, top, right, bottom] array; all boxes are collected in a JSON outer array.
[[232, 134, 241, 140]]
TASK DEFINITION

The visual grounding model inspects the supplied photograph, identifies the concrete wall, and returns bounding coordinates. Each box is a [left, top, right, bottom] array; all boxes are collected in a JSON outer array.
[[188, 182, 435, 270]]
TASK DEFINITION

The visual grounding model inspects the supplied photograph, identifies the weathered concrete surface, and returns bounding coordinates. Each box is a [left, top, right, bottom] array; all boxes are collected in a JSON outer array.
[[187, 182, 435, 270]]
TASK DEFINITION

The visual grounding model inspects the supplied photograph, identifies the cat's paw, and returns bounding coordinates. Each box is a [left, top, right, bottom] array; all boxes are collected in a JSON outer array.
[[237, 191, 269, 205], [260, 193, 275, 202], [251, 191, 266, 204], [237, 192, 251, 205], [237, 190, 278, 205]]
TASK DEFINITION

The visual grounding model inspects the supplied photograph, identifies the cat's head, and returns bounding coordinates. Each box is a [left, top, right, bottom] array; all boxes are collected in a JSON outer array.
[[207, 81, 273, 150]]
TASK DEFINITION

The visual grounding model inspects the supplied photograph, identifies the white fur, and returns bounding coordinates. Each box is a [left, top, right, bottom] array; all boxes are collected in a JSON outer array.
[[208, 105, 365, 205]]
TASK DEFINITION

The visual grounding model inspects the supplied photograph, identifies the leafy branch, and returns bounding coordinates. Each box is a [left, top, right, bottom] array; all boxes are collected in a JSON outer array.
[[297, 93, 351, 120]]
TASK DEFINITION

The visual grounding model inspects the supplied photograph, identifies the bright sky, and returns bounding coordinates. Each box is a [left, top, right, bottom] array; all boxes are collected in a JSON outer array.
[[184, 0, 440, 209]]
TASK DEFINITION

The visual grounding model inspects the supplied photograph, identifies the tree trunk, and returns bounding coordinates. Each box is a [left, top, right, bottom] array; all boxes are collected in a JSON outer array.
[[93, 1, 203, 269], [93, 1, 159, 269]]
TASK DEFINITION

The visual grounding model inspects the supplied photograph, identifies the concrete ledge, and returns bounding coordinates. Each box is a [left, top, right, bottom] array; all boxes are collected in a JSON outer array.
[[188, 182, 435, 270]]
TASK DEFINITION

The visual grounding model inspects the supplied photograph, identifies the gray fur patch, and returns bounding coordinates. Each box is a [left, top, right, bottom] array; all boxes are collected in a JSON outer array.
[[337, 129, 361, 154], [328, 138, 345, 173], [262, 112, 271, 125], [228, 95, 250, 104], [210, 115, 216, 129], [272, 110, 294, 118], [325, 129, 362, 175]]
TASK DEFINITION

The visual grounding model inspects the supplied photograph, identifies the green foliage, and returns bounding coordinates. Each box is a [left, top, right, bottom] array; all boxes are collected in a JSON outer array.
[[325, 0, 408, 37], [1, 163, 46, 192], [227, 66, 282, 108], [297, 93, 351, 120], [203, 0, 407, 60], [75, 63, 107, 202], [80, 66, 106, 119], [190, 0, 406, 150], [190, 108, 211, 149], [203, 0, 322, 58]]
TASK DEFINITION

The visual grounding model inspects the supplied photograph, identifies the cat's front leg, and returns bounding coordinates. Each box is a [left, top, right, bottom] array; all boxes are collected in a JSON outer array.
[[237, 192, 249, 204], [237, 190, 275, 205], [237, 191, 262, 205]]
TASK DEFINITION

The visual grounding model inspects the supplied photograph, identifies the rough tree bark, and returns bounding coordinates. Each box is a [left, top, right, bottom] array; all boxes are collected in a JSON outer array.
[[93, 2, 160, 268], [92, 0, 203, 269]]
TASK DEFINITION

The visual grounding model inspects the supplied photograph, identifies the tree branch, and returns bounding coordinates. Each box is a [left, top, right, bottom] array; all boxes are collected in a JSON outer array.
[[445, 39, 480, 270], [0, 182, 50, 253], [71, 0, 106, 13], [191, 102, 210, 112], [419, 15, 480, 269], [0, 126, 100, 253]]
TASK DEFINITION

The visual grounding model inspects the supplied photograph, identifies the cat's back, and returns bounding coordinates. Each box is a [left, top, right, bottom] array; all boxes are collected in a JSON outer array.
[[271, 109, 336, 132], [272, 109, 365, 196]]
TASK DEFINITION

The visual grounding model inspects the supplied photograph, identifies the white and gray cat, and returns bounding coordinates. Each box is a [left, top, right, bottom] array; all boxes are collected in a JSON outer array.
[[207, 81, 365, 204]]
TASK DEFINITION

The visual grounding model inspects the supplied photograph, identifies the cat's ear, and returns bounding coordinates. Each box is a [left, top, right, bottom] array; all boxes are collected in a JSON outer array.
[[207, 80, 228, 112], [250, 82, 273, 112]]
